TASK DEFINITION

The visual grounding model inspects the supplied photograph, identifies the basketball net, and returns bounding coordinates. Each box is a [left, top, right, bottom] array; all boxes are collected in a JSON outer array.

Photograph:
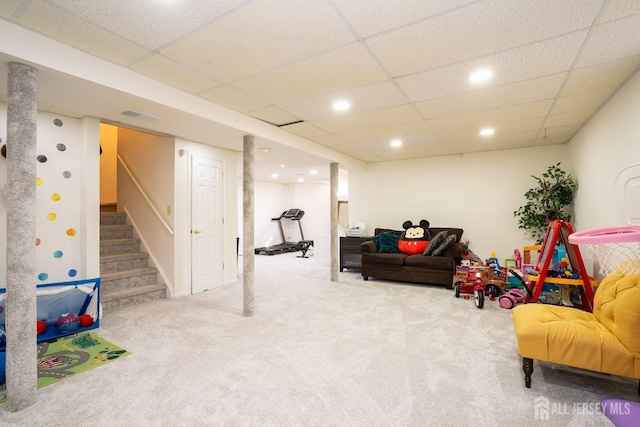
[[569, 226, 640, 277]]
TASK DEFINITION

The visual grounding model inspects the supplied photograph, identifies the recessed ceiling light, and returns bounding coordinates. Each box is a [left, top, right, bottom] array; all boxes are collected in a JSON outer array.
[[469, 69, 493, 83], [280, 164, 285, 168], [332, 100, 351, 112], [310, 169, 318, 175], [479, 128, 495, 136], [259, 147, 272, 153], [390, 139, 403, 147], [271, 173, 279, 178], [297, 177, 304, 183]]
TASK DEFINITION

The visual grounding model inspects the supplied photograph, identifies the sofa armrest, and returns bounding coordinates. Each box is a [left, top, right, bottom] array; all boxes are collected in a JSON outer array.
[[443, 242, 464, 260], [361, 241, 378, 253]]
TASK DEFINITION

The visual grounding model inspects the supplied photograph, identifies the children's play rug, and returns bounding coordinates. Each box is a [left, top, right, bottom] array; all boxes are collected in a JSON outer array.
[[0, 331, 130, 403]]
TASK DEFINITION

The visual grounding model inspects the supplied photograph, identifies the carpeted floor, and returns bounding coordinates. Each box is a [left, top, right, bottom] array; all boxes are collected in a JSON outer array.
[[0, 251, 636, 426]]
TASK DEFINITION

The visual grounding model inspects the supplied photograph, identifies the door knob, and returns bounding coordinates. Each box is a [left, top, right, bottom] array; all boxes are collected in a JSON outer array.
[[192, 229, 201, 234]]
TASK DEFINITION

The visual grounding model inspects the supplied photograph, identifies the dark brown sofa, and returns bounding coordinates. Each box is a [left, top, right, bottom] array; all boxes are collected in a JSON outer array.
[[361, 227, 465, 288]]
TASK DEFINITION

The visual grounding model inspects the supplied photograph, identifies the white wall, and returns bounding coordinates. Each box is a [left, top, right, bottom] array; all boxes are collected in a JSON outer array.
[[349, 144, 570, 263], [568, 69, 640, 232], [174, 138, 239, 297], [0, 105, 100, 286], [117, 128, 175, 294]]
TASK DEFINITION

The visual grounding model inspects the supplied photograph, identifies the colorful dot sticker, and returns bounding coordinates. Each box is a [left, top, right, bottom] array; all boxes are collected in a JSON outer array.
[[63, 171, 72, 178], [56, 143, 66, 151], [51, 193, 61, 201], [68, 269, 77, 278], [38, 273, 49, 281], [66, 228, 76, 236], [36, 238, 41, 246], [53, 250, 63, 258], [36, 177, 43, 186], [53, 118, 63, 127], [47, 213, 57, 221], [37, 155, 47, 163]]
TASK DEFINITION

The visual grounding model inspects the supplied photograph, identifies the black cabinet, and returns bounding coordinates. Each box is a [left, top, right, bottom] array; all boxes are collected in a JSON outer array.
[[340, 236, 371, 272]]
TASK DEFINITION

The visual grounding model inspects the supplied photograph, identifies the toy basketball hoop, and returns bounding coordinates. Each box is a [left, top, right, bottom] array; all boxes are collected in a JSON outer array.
[[569, 225, 640, 276]]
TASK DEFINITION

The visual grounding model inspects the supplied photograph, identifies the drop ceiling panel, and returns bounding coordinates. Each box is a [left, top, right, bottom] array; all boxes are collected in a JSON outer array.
[[598, 0, 640, 23], [575, 14, 640, 68], [160, 0, 357, 83], [333, 0, 475, 37], [18, 0, 149, 65], [278, 81, 407, 121], [284, 122, 332, 139], [249, 106, 300, 127], [436, 118, 544, 141], [46, 0, 248, 50], [397, 31, 585, 103], [199, 85, 270, 114], [366, 0, 600, 77], [550, 87, 616, 115], [230, 43, 388, 105], [0, 0, 21, 18], [561, 56, 640, 95], [130, 53, 219, 94], [311, 104, 423, 134], [543, 109, 598, 129], [329, 120, 437, 145], [414, 74, 565, 119]]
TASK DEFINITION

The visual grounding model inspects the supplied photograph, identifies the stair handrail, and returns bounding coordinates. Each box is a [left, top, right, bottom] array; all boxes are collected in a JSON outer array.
[[117, 154, 174, 236]]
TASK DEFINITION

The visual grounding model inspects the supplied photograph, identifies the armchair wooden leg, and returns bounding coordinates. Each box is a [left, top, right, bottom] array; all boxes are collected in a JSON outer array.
[[523, 357, 533, 388]]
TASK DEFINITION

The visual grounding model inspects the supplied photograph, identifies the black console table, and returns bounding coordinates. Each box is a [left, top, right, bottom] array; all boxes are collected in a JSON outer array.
[[340, 236, 371, 272]]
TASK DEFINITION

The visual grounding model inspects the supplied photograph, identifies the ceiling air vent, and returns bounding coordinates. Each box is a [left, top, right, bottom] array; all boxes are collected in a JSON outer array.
[[120, 110, 158, 122]]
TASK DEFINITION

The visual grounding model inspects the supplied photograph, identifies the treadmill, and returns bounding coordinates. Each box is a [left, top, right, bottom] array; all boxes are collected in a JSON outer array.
[[255, 209, 311, 255]]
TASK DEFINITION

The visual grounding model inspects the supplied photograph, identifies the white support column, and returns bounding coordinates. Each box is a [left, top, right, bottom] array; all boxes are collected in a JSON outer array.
[[330, 163, 339, 282], [242, 135, 255, 316], [6, 62, 38, 411]]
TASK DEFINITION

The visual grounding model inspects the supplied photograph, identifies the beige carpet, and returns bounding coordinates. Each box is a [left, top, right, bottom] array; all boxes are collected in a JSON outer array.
[[0, 251, 636, 426]]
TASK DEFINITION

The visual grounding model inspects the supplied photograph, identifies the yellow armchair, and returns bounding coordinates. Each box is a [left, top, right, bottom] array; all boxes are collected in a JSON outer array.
[[511, 270, 640, 393]]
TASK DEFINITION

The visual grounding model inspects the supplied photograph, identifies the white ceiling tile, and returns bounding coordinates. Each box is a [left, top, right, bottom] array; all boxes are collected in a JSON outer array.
[[550, 87, 616, 115], [19, 0, 149, 65], [397, 32, 585, 103], [199, 85, 271, 114], [249, 107, 300, 127], [47, 0, 247, 49], [366, 0, 600, 77], [278, 81, 407, 120], [543, 109, 597, 129], [285, 122, 332, 139], [333, 0, 476, 37], [598, 0, 640, 23], [575, 14, 640, 68], [161, 0, 357, 82], [328, 120, 436, 145], [130, 54, 219, 94], [415, 74, 565, 119], [561, 56, 640, 95], [436, 118, 544, 141], [536, 123, 583, 144], [311, 104, 422, 134], [0, 0, 21, 18], [231, 43, 388, 105]]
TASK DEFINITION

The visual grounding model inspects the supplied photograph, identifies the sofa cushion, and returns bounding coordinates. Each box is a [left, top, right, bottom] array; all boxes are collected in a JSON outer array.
[[431, 234, 458, 256], [372, 231, 400, 253], [423, 231, 447, 256], [362, 252, 407, 266], [404, 254, 454, 269]]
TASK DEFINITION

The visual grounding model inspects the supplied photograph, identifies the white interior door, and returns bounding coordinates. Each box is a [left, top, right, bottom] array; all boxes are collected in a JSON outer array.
[[191, 155, 223, 294]]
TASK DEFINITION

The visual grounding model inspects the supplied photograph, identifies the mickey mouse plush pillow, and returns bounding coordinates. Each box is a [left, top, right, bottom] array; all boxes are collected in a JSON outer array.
[[397, 220, 431, 255]]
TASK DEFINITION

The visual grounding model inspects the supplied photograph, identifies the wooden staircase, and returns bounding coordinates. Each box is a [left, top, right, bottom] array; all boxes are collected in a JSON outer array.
[[100, 207, 166, 311]]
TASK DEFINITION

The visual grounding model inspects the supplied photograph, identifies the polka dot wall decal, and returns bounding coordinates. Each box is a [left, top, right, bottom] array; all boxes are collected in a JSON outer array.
[[63, 171, 72, 178], [68, 269, 77, 278], [36, 177, 43, 186], [51, 193, 61, 201], [66, 228, 76, 236], [37, 155, 48, 163], [47, 213, 57, 221], [53, 250, 63, 258], [38, 273, 49, 281], [56, 143, 66, 151], [53, 118, 63, 127], [36, 238, 41, 246]]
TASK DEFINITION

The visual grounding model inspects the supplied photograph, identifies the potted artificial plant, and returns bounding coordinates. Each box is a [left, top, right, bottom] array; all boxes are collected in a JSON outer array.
[[513, 162, 577, 243]]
